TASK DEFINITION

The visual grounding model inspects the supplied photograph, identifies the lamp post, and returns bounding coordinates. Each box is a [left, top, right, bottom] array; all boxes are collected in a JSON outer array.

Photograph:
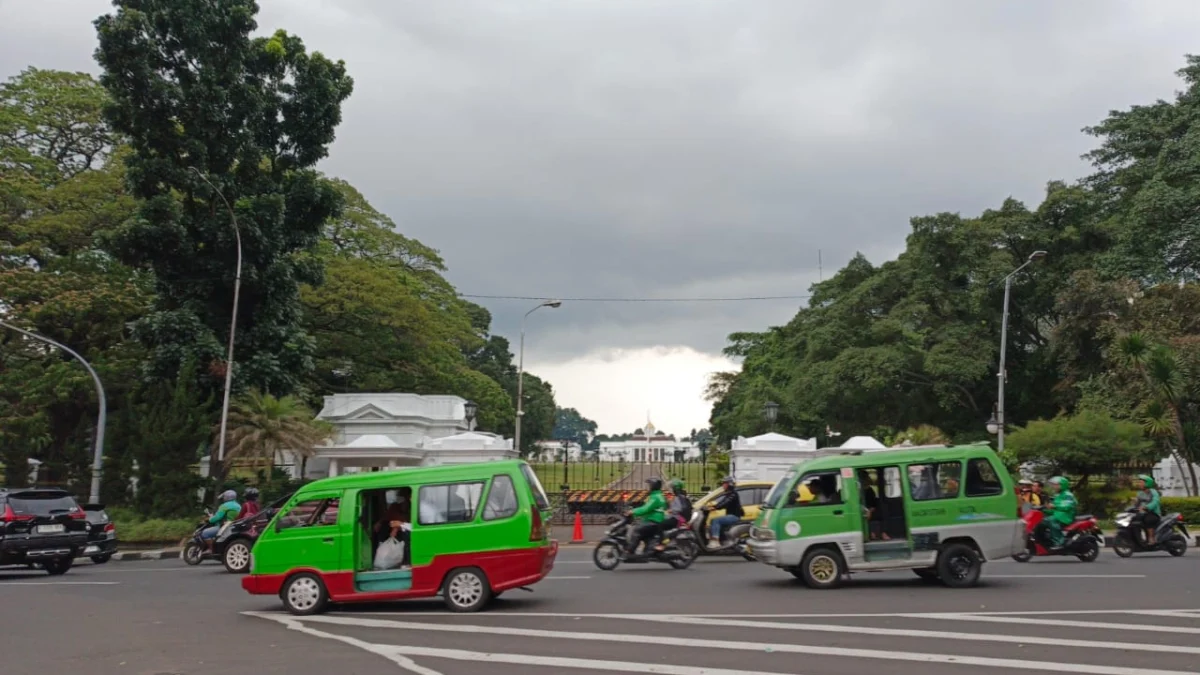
[[996, 250, 1047, 453], [763, 401, 780, 433], [189, 167, 243, 467], [561, 438, 570, 491], [514, 299, 561, 454], [698, 434, 712, 491], [463, 400, 477, 431], [986, 408, 1000, 437], [0, 321, 105, 504]]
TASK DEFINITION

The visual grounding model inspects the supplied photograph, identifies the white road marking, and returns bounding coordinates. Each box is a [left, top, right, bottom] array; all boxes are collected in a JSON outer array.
[[242, 612, 1199, 675], [912, 613, 1200, 635], [84, 566, 199, 573], [249, 612, 444, 675], [0, 579, 123, 586], [342, 608, 1200, 619], [625, 613, 1200, 654]]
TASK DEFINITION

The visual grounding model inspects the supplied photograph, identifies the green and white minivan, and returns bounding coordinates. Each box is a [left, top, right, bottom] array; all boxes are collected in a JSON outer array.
[[242, 460, 558, 614], [749, 445, 1022, 588]]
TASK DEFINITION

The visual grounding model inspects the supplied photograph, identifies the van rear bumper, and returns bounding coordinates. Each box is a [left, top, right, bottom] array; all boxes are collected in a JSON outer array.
[[242, 573, 286, 596]]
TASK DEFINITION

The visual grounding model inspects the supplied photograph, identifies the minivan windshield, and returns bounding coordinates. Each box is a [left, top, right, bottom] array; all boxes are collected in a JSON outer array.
[[763, 470, 798, 509], [519, 463, 552, 511]]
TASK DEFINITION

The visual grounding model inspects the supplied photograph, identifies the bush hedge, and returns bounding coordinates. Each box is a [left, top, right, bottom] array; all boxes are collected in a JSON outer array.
[[1162, 497, 1200, 524]]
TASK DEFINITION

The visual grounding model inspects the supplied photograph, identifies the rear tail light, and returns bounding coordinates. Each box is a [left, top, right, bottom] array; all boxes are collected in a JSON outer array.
[[529, 506, 545, 542], [1, 505, 33, 522], [69, 509, 87, 520], [104, 523, 116, 533]]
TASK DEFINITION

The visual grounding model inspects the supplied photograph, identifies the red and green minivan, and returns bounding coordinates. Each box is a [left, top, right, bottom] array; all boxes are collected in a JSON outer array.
[[241, 460, 558, 614]]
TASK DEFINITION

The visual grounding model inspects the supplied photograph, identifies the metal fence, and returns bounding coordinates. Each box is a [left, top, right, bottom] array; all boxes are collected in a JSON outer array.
[[532, 461, 717, 525]]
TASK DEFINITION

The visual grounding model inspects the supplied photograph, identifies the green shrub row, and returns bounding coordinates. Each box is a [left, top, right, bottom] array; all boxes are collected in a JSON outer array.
[[1162, 497, 1200, 523], [112, 516, 199, 544]]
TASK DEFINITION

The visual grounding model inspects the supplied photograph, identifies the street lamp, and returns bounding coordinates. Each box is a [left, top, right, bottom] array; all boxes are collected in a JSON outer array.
[[763, 401, 780, 431], [0, 321, 106, 503], [996, 250, 1047, 454], [986, 410, 1000, 436], [463, 400, 477, 431], [561, 438, 570, 491], [514, 299, 562, 454], [189, 167, 243, 467]]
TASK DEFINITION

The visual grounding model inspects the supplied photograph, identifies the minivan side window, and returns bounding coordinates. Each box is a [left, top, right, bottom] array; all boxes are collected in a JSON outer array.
[[483, 475, 520, 521], [277, 498, 337, 530], [419, 482, 485, 525], [908, 462, 962, 501], [966, 458, 1004, 497], [790, 472, 843, 506]]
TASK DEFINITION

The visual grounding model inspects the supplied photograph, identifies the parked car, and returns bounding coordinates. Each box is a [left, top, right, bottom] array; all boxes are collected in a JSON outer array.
[[216, 492, 293, 574], [0, 488, 89, 575], [78, 503, 118, 564]]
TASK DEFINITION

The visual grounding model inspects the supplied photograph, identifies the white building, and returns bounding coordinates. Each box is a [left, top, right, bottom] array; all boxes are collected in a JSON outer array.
[[532, 440, 584, 462], [598, 421, 700, 463], [295, 393, 516, 478], [729, 432, 818, 483]]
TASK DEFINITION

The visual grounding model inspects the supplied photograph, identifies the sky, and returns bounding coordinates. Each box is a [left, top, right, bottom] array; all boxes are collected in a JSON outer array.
[[3, 0, 1200, 436]]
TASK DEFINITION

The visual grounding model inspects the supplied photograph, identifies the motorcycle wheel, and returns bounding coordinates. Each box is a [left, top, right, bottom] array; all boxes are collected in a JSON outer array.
[[1011, 549, 1032, 563], [593, 542, 622, 571], [1165, 536, 1187, 557], [182, 542, 205, 566], [668, 538, 699, 570], [1113, 532, 1135, 558], [1077, 537, 1100, 563]]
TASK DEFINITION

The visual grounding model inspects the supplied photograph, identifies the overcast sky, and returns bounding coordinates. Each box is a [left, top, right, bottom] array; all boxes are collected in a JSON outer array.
[[4, 0, 1200, 436]]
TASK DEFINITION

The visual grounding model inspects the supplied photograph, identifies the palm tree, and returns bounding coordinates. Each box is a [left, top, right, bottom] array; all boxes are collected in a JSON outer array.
[[220, 389, 334, 482], [1116, 333, 1199, 496], [891, 424, 951, 447]]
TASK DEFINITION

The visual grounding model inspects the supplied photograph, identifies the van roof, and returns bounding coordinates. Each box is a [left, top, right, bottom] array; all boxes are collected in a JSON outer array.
[[787, 444, 999, 473], [294, 459, 530, 494]]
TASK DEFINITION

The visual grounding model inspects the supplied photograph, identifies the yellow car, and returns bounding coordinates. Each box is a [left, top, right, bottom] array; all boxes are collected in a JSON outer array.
[[692, 481, 776, 523]]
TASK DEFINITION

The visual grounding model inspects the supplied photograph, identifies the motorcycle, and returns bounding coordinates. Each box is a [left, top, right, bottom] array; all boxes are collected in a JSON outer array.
[[592, 514, 700, 571], [1112, 507, 1189, 558], [688, 506, 754, 560], [1012, 508, 1102, 562], [181, 510, 228, 566]]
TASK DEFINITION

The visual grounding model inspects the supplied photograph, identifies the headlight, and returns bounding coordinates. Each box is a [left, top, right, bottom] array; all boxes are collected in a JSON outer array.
[[751, 526, 775, 541]]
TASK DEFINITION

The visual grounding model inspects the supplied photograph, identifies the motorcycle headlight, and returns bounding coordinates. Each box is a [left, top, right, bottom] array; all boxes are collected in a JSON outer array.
[[1115, 515, 1132, 526]]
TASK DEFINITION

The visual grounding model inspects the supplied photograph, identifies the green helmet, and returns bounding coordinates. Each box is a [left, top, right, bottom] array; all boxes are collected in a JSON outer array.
[[669, 478, 685, 492], [1137, 474, 1156, 489], [1049, 476, 1070, 491]]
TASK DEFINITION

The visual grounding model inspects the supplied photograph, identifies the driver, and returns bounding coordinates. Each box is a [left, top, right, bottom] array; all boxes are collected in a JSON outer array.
[[625, 478, 667, 557], [1041, 476, 1077, 549], [707, 476, 744, 545], [1133, 474, 1162, 545]]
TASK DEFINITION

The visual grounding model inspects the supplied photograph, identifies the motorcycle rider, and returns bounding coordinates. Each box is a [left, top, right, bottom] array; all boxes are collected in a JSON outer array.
[[1039, 476, 1077, 549], [202, 489, 241, 551], [654, 479, 693, 553], [625, 477, 667, 557], [707, 476, 744, 546], [1132, 474, 1163, 545], [238, 487, 261, 520]]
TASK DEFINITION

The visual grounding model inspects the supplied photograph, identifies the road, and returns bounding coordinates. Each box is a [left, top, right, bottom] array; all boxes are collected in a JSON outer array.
[[2, 547, 1198, 675]]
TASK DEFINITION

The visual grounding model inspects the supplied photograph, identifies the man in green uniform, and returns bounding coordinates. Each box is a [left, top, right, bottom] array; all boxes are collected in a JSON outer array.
[[1041, 476, 1076, 549], [625, 477, 666, 556]]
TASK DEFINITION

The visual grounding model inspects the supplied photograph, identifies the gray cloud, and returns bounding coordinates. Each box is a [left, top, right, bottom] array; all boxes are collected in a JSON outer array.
[[5, 0, 1200, 361]]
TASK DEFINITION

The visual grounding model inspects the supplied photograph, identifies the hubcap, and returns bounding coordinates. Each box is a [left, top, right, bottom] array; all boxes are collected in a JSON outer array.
[[448, 573, 484, 607], [228, 543, 250, 569], [287, 577, 321, 611], [809, 555, 837, 582], [948, 554, 972, 579]]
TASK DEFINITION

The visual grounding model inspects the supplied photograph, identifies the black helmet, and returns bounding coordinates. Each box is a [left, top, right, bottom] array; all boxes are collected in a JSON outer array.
[[245, 487, 259, 500], [646, 477, 663, 491]]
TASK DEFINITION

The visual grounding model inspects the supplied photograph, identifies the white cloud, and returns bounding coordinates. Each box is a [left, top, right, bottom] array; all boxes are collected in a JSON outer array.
[[527, 346, 740, 435]]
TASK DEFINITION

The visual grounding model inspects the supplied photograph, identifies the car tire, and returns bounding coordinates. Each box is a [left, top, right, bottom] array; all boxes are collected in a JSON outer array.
[[442, 567, 492, 613], [799, 547, 845, 590], [281, 573, 330, 616], [43, 557, 72, 576], [1113, 532, 1135, 558], [90, 554, 112, 565], [937, 543, 982, 588], [223, 539, 253, 574]]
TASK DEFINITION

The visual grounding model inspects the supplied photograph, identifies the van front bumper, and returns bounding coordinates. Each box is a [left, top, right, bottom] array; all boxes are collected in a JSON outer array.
[[749, 538, 779, 566]]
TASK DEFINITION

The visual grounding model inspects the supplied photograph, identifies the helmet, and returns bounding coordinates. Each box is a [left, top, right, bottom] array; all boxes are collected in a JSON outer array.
[[720, 475, 735, 488], [1137, 474, 1156, 489], [244, 487, 260, 500], [646, 477, 663, 491], [1048, 476, 1069, 491], [220, 489, 237, 502], [669, 478, 685, 493]]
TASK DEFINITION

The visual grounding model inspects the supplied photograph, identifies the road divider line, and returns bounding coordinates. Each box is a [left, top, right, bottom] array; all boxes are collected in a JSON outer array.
[[542, 576, 591, 580], [910, 613, 1200, 635], [242, 612, 1199, 675], [624, 613, 1200, 654], [0, 581, 120, 586], [345, 608, 1200, 619]]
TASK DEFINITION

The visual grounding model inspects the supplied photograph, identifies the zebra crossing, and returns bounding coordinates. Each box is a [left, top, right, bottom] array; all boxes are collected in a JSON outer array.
[[246, 607, 1200, 675]]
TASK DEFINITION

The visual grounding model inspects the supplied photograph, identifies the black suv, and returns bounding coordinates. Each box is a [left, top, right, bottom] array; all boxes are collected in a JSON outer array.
[[0, 488, 90, 575]]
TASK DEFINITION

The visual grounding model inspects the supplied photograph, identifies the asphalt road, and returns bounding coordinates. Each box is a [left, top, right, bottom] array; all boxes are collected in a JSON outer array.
[[2, 547, 1198, 675]]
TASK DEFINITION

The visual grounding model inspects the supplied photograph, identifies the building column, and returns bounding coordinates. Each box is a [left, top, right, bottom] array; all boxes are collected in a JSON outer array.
[[387, 459, 397, 471], [329, 458, 339, 477]]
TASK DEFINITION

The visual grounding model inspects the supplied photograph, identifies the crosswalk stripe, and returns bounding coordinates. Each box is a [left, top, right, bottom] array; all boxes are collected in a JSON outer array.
[[911, 613, 1200, 635], [243, 612, 1200, 675], [623, 613, 1200, 655]]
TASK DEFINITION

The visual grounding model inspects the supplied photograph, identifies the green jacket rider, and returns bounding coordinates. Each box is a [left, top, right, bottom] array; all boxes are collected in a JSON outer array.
[[632, 486, 667, 523], [1042, 476, 1077, 548]]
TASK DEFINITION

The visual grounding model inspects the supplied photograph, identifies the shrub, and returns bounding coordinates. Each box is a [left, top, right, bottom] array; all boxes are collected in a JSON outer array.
[[1162, 497, 1200, 523], [115, 517, 198, 544]]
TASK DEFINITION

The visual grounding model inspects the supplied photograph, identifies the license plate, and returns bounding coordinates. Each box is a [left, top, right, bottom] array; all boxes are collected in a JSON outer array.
[[84, 545, 99, 554], [37, 524, 65, 534]]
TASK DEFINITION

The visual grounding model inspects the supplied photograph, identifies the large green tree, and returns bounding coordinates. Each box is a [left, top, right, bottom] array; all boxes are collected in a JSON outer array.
[[94, 0, 354, 395]]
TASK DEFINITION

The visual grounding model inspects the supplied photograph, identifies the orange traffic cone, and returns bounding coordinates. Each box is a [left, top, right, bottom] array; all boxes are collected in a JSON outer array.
[[571, 511, 585, 544]]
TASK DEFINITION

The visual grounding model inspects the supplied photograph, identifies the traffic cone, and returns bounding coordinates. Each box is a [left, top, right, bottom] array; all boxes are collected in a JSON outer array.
[[571, 511, 585, 544]]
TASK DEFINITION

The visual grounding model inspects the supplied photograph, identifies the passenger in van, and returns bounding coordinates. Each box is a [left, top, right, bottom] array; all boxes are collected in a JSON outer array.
[[858, 471, 887, 540]]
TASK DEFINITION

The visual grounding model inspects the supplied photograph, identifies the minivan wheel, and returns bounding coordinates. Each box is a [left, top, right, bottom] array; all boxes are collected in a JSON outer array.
[[43, 557, 72, 575], [937, 543, 982, 588], [799, 548, 845, 590], [223, 540, 252, 574], [443, 567, 492, 612], [281, 573, 329, 616]]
